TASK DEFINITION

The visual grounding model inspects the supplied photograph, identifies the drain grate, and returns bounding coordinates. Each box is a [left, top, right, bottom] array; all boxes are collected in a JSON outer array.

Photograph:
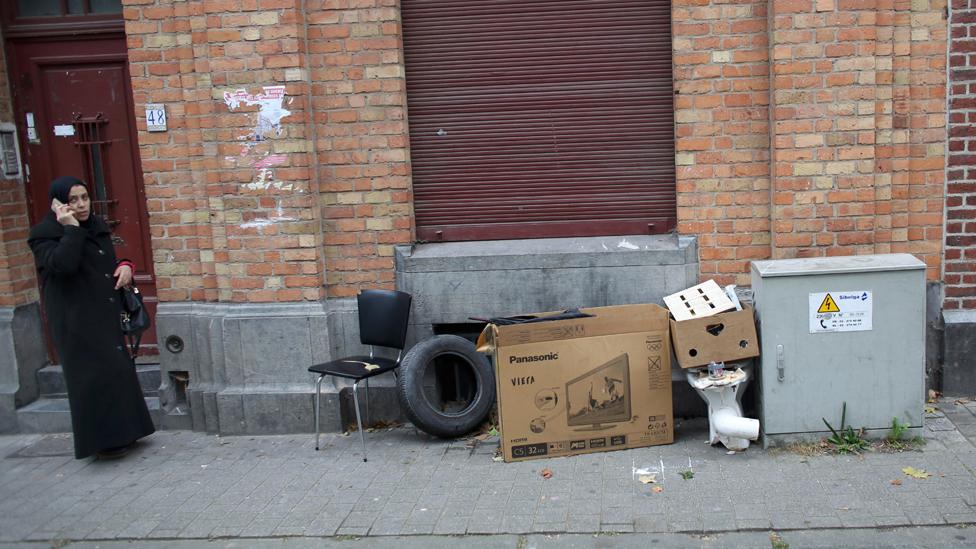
[[7, 434, 74, 458]]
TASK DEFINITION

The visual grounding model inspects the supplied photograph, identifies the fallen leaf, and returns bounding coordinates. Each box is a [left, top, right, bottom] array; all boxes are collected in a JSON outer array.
[[903, 466, 930, 479], [891, 479, 902, 486], [955, 398, 969, 405], [364, 363, 380, 371], [652, 486, 664, 493], [488, 427, 499, 437], [925, 406, 938, 414], [541, 468, 553, 479], [491, 455, 504, 462], [638, 474, 657, 484]]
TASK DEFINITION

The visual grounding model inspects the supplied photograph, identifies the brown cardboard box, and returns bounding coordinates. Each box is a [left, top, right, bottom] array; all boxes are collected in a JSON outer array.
[[670, 305, 759, 369], [479, 304, 673, 462]]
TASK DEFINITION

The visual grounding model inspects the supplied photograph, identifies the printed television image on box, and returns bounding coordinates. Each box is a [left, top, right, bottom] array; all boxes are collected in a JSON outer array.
[[565, 353, 631, 431]]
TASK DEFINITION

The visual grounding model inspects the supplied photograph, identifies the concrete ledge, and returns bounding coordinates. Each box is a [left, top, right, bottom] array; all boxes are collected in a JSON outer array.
[[399, 235, 696, 271], [396, 234, 698, 331]]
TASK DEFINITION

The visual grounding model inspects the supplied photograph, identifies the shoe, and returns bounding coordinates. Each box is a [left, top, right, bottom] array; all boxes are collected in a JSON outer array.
[[96, 442, 134, 460]]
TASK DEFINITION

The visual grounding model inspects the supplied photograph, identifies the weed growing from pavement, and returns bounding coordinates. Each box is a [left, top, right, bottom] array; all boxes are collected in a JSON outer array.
[[679, 470, 694, 480], [772, 415, 925, 457], [770, 531, 789, 549], [823, 402, 871, 454], [877, 416, 925, 453]]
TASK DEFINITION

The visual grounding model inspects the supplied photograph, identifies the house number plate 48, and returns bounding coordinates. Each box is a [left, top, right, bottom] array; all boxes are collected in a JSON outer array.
[[145, 104, 167, 132]]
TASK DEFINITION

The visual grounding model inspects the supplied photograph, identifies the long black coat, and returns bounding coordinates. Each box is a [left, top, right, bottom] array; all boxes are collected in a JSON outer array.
[[28, 213, 155, 459]]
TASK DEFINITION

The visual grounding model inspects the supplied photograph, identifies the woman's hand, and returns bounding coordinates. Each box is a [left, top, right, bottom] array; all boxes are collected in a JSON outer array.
[[113, 264, 133, 289], [51, 198, 78, 227]]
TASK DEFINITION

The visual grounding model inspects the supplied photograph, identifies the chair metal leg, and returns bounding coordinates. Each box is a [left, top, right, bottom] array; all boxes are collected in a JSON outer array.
[[315, 374, 325, 451], [364, 378, 370, 426], [352, 381, 367, 462]]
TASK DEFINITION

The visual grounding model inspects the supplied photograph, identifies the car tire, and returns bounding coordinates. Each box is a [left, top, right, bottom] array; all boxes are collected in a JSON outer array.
[[397, 334, 496, 438]]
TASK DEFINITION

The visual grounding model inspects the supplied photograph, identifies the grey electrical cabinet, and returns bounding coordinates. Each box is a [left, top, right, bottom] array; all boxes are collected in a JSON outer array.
[[750, 254, 926, 447]]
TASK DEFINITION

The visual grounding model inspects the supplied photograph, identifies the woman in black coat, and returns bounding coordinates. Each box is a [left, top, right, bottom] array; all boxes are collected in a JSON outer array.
[[28, 176, 155, 459]]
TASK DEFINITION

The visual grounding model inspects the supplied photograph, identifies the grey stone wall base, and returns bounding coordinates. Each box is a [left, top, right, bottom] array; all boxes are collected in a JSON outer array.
[[338, 383, 408, 431], [156, 302, 338, 435], [0, 302, 47, 433], [942, 310, 976, 397], [0, 394, 14, 433], [216, 389, 325, 436], [926, 282, 945, 391]]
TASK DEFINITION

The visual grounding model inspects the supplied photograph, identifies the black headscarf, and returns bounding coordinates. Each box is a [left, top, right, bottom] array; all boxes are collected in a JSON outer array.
[[47, 176, 104, 235], [48, 175, 86, 203]]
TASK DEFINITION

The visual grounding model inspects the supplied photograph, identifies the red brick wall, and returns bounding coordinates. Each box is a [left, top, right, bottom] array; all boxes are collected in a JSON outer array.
[[0, 31, 35, 309], [674, 0, 947, 285], [948, 0, 976, 310], [123, 0, 412, 302], [306, 0, 413, 297], [124, 0, 326, 303], [672, 0, 772, 286]]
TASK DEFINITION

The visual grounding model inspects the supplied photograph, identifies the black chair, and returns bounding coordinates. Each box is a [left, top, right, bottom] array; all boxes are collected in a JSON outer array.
[[308, 289, 412, 461]]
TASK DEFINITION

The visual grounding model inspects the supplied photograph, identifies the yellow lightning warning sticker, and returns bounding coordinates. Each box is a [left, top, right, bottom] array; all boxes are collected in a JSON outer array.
[[817, 293, 840, 313]]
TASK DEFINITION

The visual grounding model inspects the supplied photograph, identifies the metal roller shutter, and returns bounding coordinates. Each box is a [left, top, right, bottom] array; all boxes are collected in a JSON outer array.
[[401, 0, 676, 242]]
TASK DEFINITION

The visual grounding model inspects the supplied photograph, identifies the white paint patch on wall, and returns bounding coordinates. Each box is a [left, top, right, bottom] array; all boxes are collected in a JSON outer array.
[[239, 204, 298, 233], [240, 216, 298, 229]]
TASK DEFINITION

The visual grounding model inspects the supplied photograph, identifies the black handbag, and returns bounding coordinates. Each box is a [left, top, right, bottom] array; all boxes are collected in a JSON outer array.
[[119, 286, 150, 356]]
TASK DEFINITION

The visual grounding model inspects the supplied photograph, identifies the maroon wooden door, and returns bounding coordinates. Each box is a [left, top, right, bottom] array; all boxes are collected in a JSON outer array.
[[7, 37, 158, 353]]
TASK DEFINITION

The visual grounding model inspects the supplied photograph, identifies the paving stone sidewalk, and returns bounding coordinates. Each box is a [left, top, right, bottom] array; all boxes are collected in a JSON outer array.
[[2, 399, 976, 543]]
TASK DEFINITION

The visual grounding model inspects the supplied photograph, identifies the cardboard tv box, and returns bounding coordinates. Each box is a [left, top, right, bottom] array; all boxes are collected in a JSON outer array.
[[479, 304, 673, 463], [670, 305, 759, 369]]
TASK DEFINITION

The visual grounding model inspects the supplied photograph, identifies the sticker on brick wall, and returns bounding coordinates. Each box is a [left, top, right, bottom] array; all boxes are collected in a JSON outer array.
[[809, 291, 873, 333]]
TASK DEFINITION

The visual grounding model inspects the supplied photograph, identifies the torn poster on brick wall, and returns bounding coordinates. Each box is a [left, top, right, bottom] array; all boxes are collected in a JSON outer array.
[[223, 85, 293, 192], [223, 85, 290, 137]]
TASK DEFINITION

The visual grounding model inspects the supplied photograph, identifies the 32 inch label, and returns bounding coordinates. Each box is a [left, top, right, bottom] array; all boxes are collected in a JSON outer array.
[[511, 442, 548, 458]]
